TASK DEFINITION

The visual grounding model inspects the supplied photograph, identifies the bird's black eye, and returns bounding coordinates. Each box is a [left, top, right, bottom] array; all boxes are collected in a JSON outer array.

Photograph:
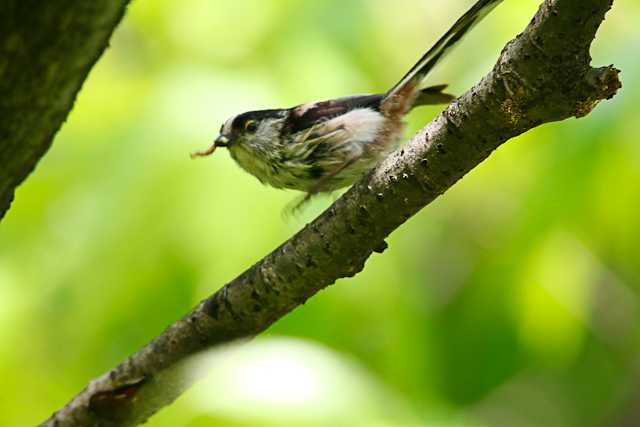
[[244, 120, 258, 133]]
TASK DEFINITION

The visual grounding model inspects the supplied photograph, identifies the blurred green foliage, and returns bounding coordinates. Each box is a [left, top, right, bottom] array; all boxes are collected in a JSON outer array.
[[1, 1, 639, 426]]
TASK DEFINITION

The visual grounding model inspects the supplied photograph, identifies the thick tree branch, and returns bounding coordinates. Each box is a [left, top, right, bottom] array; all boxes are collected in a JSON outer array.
[[0, 1, 131, 220], [41, 0, 621, 426]]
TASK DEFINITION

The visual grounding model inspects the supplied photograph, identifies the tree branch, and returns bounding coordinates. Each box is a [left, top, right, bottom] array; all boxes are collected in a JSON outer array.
[[0, 0, 131, 220], [41, 0, 621, 426]]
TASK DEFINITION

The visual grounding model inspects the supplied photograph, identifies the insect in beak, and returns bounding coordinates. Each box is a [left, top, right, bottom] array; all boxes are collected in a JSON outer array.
[[190, 135, 229, 159]]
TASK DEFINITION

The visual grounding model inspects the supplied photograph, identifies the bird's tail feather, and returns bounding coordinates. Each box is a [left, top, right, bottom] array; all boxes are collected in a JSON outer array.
[[385, 0, 504, 101], [414, 84, 456, 106]]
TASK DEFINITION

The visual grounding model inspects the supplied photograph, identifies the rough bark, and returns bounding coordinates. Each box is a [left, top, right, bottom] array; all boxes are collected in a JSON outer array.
[[0, 0, 131, 220], [41, 0, 621, 426]]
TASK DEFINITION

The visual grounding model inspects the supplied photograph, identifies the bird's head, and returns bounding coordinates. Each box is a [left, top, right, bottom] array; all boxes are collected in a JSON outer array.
[[192, 109, 288, 160]]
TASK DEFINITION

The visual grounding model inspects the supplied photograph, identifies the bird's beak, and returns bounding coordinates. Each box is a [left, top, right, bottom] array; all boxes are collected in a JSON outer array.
[[214, 135, 229, 147], [190, 135, 230, 159]]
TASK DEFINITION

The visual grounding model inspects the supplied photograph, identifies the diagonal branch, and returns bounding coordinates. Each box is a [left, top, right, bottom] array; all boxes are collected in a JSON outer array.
[[41, 0, 621, 426], [0, 1, 131, 220]]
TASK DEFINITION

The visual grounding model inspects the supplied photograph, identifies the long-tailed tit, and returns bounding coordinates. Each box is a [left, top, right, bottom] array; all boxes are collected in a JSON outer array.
[[193, 0, 504, 201]]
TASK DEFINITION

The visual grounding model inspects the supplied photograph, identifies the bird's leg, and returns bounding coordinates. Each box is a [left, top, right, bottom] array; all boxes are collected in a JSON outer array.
[[285, 156, 362, 215], [304, 156, 361, 201]]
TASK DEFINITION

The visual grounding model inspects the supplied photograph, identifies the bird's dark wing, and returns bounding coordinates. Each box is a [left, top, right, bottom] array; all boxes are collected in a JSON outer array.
[[285, 94, 384, 135], [284, 84, 454, 136]]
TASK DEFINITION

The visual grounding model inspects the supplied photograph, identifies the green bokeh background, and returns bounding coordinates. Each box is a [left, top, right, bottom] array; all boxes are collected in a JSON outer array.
[[1, 1, 639, 426]]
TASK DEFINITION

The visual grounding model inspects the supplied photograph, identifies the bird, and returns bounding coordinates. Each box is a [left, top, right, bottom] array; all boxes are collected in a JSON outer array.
[[192, 0, 504, 202]]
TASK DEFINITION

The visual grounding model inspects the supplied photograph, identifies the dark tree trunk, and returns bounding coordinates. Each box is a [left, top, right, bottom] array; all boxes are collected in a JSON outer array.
[[0, 1, 130, 220]]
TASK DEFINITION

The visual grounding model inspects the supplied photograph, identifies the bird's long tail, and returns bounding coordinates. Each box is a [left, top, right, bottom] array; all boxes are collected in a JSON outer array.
[[385, 0, 504, 103], [414, 84, 456, 106]]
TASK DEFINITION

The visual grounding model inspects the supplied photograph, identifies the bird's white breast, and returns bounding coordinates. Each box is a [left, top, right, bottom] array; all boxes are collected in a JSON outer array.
[[326, 108, 386, 145]]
